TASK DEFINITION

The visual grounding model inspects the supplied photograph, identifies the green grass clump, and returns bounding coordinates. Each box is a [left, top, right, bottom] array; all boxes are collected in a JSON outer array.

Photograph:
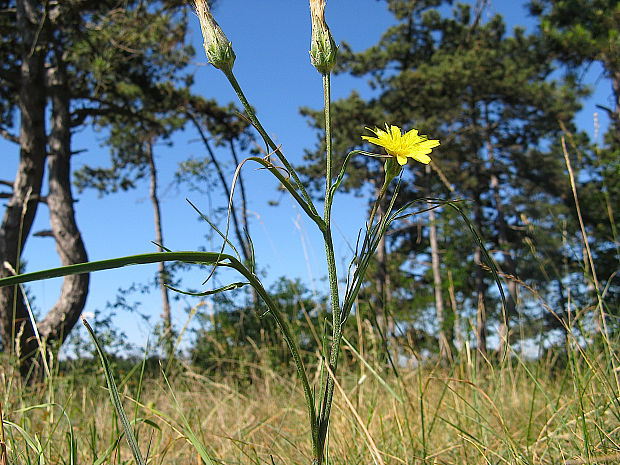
[[1, 329, 618, 465]]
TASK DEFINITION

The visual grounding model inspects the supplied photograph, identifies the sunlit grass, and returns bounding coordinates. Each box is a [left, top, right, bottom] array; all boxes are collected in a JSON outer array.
[[1, 326, 618, 465]]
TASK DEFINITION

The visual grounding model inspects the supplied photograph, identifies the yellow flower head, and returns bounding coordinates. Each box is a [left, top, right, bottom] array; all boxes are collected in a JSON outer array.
[[362, 124, 440, 166]]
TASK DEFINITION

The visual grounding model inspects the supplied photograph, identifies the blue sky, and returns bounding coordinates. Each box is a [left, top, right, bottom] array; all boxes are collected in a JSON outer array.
[[1, 0, 613, 354]]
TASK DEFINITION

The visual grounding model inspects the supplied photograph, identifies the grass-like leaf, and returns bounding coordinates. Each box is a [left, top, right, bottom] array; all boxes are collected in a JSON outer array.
[[81, 317, 146, 465]]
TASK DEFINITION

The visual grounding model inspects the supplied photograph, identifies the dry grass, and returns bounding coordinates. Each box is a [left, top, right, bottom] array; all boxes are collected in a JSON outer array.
[[1, 334, 618, 465]]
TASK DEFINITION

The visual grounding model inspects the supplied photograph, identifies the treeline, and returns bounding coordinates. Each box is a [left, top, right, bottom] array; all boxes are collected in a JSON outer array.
[[0, 0, 618, 374], [0, 0, 258, 373], [192, 0, 618, 369], [299, 0, 619, 358]]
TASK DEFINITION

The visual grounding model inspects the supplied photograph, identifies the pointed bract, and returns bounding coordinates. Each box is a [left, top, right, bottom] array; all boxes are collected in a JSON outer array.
[[194, 0, 235, 73], [309, 0, 338, 74]]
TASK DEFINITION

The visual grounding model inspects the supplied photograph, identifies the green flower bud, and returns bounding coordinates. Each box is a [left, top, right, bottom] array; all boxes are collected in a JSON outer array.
[[194, 0, 235, 73], [383, 156, 402, 185], [309, 0, 337, 74]]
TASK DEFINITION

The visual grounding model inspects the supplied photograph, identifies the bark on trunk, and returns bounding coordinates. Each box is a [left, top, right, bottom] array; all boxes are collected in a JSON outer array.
[[430, 205, 452, 359], [228, 138, 258, 308], [147, 138, 173, 357], [188, 114, 257, 308], [473, 199, 487, 355], [447, 269, 463, 350], [490, 171, 517, 355], [0, 0, 47, 367], [607, 60, 620, 145], [485, 129, 517, 356], [374, 180, 391, 337], [36, 53, 89, 349], [426, 165, 452, 360]]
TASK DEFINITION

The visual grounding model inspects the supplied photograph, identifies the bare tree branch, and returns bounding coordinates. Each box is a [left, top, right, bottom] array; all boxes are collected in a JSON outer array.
[[0, 126, 19, 144]]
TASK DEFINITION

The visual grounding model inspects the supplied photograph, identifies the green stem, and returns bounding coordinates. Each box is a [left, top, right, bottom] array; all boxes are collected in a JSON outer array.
[[316, 178, 388, 460], [219, 68, 324, 459], [317, 72, 342, 463], [240, 269, 319, 459], [223, 69, 318, 218], [323, 73, 333, 210], [367, 181, 390, 231]]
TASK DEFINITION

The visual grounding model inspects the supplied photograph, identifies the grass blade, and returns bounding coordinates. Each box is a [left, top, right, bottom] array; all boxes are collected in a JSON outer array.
[[81, 317, 146, 465]]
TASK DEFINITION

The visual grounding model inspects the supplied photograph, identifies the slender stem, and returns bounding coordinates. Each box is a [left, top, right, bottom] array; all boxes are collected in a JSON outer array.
[[323, 73, 333, 210], [317, 72, 342, 463], [221, 68, 325, 457], [223, 69, 318, 217], [367, 181, 390, 231]]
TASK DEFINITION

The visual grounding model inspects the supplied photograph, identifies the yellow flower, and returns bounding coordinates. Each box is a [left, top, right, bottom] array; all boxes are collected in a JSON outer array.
[[362, 124, 440, 166]]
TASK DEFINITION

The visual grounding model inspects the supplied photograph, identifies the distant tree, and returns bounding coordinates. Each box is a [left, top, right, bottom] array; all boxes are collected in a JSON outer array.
[[528, 0, 619, 142], [0, 0, 200, 374], [75, 84, 188, 357], [303, 0, 584, 355], [75, 89, 258, 356], [529, 0, 619, 324]]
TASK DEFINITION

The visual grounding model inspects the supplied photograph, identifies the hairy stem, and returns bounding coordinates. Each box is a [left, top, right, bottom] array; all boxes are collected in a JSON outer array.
[[317, 72, 342, 463], [223, 69, 318, 218]]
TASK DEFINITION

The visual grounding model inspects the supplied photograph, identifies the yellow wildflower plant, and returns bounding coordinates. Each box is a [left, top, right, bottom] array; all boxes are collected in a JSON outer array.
[[362, 124, 440, 166]]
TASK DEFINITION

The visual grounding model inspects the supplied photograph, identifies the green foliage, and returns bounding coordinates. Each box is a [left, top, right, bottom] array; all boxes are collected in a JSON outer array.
[[191, 278, 327, 376], [528, 0, 619, 66], [529, 0, 620, 311], [302, 0, 614, 352], [1, 2, 617, 463]]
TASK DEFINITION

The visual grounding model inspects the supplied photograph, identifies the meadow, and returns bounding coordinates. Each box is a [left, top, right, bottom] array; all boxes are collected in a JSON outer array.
[[1, 327, 618, 465], [1, 1, 618, 464]]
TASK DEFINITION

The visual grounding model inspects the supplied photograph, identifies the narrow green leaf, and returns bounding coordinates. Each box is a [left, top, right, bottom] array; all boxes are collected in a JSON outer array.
[[165, 281, 249, 296], [82, 318, 146, 465]]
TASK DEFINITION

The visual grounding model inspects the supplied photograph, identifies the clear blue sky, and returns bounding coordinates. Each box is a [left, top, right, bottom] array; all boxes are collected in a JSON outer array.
[[1, 0, 612, 355]]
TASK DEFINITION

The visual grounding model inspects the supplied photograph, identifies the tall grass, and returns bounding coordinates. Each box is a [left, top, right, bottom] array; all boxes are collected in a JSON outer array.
[[1, 321, 618, 464], [0, 2, 616, 464]]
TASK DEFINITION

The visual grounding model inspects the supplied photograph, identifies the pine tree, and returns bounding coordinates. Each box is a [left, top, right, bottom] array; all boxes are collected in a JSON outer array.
[[529, 0, 619, 323], [0, 0, 200, 373], [303, 0, 584, 355]]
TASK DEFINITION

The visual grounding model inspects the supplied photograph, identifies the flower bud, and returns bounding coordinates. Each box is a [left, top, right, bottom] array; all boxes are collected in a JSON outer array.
[[309, 0, 337, 74], [194, 0, 235, 73], [383, 156, 402, 185]]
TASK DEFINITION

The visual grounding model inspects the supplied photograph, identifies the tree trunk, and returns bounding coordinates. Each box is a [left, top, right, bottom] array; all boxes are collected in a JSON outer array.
[[374, 180, 391, 337], [228, 138, 258, 309], [485, 129, 517, 356], [146, 138, 173, 357], [188, 114, 257, 308], [490, 170, 517, 355], [0, 0, 47, 368], [606, 58, 620, 145], [427, 165, 452, 360], [36, 51, 89, 352], [473, 199, 487, 355], [447, 269, 463, 350]]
